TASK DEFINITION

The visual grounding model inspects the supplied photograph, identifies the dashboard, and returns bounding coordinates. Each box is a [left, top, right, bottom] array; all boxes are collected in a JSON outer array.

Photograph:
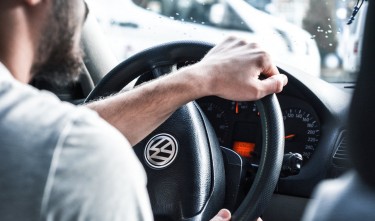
[[196, 95, 321, 166], [133, 62, 352, 198], [195, 65, 352, 198]]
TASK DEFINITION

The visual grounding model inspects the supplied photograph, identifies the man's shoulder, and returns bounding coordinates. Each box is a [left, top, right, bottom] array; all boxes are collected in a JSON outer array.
[[0, 75, 137, 220], [0, 75, 97, 143], [0, 72, 129, 167]]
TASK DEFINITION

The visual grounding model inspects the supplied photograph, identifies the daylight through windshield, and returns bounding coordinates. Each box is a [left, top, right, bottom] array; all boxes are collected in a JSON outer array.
[[87, 0, 367, 83]]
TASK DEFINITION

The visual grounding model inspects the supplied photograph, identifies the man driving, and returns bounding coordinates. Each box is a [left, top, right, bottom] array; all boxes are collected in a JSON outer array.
[[0, 0, 287, 220]]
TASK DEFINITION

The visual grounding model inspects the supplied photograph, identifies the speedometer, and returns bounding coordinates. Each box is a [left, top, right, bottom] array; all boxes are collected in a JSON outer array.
[[283, 108, 321, 163]]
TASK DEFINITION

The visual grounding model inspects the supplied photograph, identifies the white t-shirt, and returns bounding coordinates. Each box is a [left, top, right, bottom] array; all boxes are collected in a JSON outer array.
[[0, 63, 153, 220]]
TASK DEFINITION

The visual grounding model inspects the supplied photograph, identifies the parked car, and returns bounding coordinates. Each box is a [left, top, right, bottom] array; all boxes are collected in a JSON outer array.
[[87, 0, 321, 77], [226, 0, 321, 76], [337, 0, 368, 75]]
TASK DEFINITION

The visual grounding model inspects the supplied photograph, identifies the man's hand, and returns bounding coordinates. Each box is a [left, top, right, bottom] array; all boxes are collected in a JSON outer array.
[[210, 209, 264, 221], [191, 36, 288, 101], [210, 209, 231, 221]]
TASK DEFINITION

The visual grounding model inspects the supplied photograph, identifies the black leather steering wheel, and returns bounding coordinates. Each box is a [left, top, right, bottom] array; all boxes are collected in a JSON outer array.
[[84, 41, 284, 221]]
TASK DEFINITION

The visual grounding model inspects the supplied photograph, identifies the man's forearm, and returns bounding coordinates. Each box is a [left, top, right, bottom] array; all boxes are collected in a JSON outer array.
[[86, 65, 209, 146]]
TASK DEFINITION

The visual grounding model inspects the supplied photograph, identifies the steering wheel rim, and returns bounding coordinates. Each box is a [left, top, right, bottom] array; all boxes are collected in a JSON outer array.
[[84, 41, 284, 221]]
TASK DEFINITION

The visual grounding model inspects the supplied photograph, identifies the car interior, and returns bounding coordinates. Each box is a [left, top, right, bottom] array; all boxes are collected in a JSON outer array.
[[29, 0, 374, 220]]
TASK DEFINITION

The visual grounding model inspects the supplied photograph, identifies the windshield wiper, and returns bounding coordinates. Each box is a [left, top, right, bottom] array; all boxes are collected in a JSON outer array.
[[347, 0, 367, 25]]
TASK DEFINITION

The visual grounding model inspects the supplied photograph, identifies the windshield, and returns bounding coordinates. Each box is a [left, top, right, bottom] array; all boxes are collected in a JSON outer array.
[[86, 0, 367, 83]]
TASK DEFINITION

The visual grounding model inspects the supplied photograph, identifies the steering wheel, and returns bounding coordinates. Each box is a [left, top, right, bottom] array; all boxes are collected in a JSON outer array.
[[84, 41, 284, 221]]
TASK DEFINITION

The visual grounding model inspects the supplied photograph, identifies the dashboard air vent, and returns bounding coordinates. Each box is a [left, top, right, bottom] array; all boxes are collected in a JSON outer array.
[[332, 131, 351, 168]]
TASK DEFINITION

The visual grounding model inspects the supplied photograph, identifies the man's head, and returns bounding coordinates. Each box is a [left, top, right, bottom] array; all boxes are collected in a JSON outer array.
[[31, 0, 89, 86], [0, 0, 88, 85]]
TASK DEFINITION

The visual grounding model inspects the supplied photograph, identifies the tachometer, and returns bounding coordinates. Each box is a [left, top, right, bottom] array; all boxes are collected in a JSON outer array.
[[283, 108, 320, 163]]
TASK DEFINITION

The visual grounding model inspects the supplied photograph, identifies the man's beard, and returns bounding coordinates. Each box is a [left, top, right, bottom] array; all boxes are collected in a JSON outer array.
[[30, 42, 84, 87], [30, 1, 84, 87]]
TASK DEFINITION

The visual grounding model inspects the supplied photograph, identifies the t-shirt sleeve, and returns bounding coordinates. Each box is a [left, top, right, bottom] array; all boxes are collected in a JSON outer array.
[[40, 109, 153, 221]]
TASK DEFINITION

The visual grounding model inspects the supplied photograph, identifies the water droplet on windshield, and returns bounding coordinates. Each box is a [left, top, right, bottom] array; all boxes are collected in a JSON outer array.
[[176, 13, 180, 16], [201, 22, 205, 25], [325, 35, 329, 38], [169, 16, 175, 20], [327, 30, 332, 33], [329, 43, 333, 46], [311, 35, 316, 39]]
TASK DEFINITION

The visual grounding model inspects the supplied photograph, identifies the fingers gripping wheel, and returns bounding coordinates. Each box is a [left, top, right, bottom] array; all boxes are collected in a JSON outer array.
[[84, 41, 284, 221]]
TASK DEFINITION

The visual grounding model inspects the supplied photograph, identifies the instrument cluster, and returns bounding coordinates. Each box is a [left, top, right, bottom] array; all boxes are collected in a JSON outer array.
[[196, 95, 321, 166]]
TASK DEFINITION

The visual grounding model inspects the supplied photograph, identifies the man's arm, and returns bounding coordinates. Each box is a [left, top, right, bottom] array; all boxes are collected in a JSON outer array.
[[86, 37, 288, 145]]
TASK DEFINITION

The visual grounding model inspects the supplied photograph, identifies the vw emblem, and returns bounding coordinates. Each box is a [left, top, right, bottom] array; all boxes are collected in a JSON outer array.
[[144, 133, 178, 169]]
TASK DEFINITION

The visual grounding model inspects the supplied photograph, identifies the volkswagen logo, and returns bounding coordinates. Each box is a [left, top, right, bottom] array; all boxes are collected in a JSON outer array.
[[144, 133, 178, 169]]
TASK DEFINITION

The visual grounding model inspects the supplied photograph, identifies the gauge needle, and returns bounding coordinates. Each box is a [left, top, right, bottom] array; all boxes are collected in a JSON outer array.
[[285, 134, 296, 140], [235, 102, 239, 114]]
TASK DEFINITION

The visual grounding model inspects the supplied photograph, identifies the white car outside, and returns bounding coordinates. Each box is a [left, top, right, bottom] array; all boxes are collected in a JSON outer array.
[[87, 0, 321, 77], [337, 1, 368, 74], [225, 0, 321, 76]]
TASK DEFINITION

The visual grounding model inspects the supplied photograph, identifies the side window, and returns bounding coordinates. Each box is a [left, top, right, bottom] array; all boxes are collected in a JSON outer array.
[[132, 0, 251, 32]]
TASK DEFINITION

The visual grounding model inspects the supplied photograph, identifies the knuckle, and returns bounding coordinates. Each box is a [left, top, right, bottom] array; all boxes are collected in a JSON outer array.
[[255, 52, 266, 67], [249, 42, 260, 49], [226, 36, 237, 42], [256, 51, 270, 68], [237, 39, 247, 46]]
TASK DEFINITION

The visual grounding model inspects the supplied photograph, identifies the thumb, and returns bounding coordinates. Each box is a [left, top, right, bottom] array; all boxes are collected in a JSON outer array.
[[259, 74, 288, 96], [210, 209, 231, 221]]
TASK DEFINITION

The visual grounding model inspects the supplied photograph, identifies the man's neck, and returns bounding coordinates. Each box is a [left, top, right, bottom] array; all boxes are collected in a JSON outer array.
[[0, 51, 33, 83], [0, 3, 38, 84]]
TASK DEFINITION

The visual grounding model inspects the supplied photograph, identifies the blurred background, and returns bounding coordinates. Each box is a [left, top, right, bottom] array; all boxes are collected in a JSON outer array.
[[88, 0, 367, 83], [246, 0, 364, 82]]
